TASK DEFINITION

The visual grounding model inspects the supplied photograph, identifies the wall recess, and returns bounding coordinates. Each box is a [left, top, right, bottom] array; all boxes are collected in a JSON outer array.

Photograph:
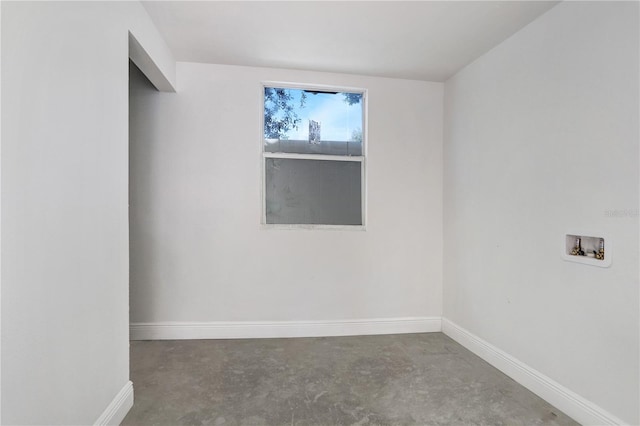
[[562, 233, 611, 267]]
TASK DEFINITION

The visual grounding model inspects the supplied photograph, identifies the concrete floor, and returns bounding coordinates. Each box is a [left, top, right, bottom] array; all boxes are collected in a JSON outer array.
[[123, 333, 578, 425]]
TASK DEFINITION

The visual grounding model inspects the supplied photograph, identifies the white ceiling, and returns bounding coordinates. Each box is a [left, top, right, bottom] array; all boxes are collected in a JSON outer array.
[[142, 1, 559, 82]]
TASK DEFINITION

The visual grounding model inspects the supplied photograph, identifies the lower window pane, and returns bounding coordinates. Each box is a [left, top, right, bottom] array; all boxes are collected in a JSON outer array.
[[265, 158, 362, 225]]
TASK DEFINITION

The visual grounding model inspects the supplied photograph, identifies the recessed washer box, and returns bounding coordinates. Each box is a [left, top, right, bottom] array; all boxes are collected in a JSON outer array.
[[562, 233, 611, 267]]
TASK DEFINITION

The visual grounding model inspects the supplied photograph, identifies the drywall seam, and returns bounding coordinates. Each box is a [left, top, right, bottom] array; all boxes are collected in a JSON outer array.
[[442, 318, 626, 426], [130, 317, 442, 340]]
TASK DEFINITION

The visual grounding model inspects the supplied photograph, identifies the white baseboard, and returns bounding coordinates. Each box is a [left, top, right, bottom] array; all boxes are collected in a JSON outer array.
[[94, 381, 134, 426], [130, 317, 441, 340], [441, 318, 626, 426]]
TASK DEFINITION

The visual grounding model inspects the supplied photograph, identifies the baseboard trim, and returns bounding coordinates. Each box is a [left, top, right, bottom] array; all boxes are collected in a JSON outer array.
[[130, 317, 441, 340], [94, 381, 134, 426], [441, 318, 626, 426]]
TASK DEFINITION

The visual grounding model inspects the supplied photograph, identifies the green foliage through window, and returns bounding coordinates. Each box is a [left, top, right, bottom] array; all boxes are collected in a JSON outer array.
[[264, 87, 362, 142]]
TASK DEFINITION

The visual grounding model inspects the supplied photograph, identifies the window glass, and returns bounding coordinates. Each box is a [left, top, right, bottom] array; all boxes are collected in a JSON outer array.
[[265, 158, 362, 225], [264, 88, 363, 156]]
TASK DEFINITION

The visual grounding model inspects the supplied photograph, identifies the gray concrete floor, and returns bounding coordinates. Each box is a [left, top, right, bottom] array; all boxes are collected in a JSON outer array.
[[122, 333, 578, 426]]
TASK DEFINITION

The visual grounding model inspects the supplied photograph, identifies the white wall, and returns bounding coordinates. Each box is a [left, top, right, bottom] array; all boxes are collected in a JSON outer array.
[[1, 2, 174, 424], [129, 63, 443, 330], [444, 2, 639, 424]]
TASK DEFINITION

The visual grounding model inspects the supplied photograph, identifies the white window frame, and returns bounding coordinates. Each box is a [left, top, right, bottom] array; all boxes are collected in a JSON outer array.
[[260, 82, 367, 230]]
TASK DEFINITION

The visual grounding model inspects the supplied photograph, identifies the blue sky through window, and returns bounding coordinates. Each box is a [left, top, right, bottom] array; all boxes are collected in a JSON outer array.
[[265, 88, 363, 142]]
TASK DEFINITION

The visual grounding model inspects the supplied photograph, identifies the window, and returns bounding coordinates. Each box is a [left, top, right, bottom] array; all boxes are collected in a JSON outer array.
[[262, 85, 365, 227]]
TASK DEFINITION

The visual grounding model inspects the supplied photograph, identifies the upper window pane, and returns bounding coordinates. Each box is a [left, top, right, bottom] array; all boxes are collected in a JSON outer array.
[[264, 87, 363, 156]]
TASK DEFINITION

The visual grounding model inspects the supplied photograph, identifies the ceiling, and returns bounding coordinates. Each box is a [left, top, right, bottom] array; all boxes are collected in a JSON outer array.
[[142, 1, 559, 82]]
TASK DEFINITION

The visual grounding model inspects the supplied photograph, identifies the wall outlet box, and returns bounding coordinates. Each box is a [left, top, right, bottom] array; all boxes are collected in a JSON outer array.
[[562, 233, 611, 267]]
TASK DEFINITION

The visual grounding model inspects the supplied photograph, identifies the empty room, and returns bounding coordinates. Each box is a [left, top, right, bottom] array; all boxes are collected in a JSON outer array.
[[1, 1, 638, 425]]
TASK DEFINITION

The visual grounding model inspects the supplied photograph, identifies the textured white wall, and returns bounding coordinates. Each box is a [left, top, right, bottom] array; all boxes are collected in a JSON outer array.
[[129, 63, 443, 325], [1, 2, 174, 424], [443, 2, 639, 423]]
